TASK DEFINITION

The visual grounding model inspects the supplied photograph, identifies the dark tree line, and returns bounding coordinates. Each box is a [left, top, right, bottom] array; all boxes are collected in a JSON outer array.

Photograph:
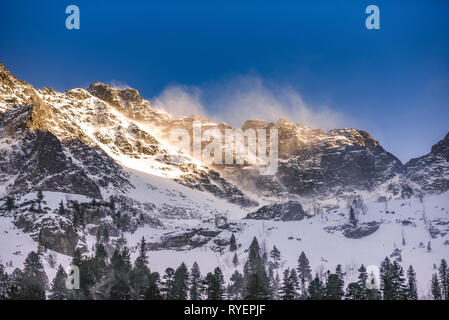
[[0, 235, 446, 300]]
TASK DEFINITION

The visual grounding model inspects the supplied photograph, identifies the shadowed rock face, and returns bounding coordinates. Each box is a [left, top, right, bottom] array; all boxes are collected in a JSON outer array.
[[225, 122, 414, 200], [0, 127, 102, 198], [246, 201, 307, 221], [36, 216, 79, 256], [406, 133, 449, 194]]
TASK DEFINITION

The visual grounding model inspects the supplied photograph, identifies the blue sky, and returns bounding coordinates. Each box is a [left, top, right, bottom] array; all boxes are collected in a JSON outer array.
[[1, 0, 448, 163]]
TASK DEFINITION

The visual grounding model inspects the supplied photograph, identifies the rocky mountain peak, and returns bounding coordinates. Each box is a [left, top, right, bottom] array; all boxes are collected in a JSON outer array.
[[431, 132, 449, 161], [87, 81, 152, 120], [405, 131, 449, 195]]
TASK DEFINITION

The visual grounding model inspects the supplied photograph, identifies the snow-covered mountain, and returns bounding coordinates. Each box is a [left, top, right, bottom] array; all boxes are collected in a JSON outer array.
[[0, 62, 448, 298], [406, 132, 449, 195]]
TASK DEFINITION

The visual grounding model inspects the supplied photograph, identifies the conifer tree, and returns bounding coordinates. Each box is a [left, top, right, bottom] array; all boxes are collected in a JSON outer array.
[[243, 237, 270, 299], [189, 262, 202, 300], [390, 261, 406, 300], [162, 267, 175, 300], [135, 237, 149, 269], [297, 251, 312, 299], [345, 282, 362, 300], [232, 252, 239, 268], [36, 190, 44, 213], [7, 268, 24, 300], [279, 269, 295, 300], [438, 259, 448, 300], [335, 264, 345, 294], [204, 267, 225, 300], [107, 249, 131, 300], [102, 227, 110, 244], [172, 262, 189, 300], [405, 265, 418, 300], [308, 273, 324, 300], [289, 268, 300, 299], [144, 272, 161, 300], [21, 251, 49, 300], [269, 246, 281, 269], [230, 233, 237, 252], [380, 257, 393, 300], [214, 267, 225, 299], [58, 200, 65, 215], [349, 206, 357, 226], [229, 270, 244, 300], [93, 243, 108, 282], [357, 264, 368, 300], [6, 196, 15, 211], [0, 264, 9, 300], [324, 272, 344, 300], [431, 273, 442, 300], [272, 272, 281, 300], [49, 265, 69, 300], [121, 246, 132, 271], [130, 238, 150, 298]]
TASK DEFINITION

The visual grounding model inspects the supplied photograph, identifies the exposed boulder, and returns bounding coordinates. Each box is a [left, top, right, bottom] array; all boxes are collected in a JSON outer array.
[[245, 201, 306, 221], [342, 221, 380, 239], [155, 228, 221, 250]]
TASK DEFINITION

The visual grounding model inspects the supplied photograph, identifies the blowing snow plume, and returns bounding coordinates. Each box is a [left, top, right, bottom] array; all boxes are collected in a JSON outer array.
[[152, 75, 349, 130]]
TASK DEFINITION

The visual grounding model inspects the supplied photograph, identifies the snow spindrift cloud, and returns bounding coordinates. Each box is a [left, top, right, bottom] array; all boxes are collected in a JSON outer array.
[[151, 75, 350, 131]]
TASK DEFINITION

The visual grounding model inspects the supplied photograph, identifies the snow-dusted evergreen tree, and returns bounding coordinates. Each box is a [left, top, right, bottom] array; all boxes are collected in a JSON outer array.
[[162, 267, 175, 300], [36, 190, 44, 213], [229, 233, 237, 252], [356, 264, 368, 299], [380, 257, 393, 300], [5, 196, 14, 211], [390, 261, 407, 300], [58, 200, 65, 215], [279, 269, 295, 300], [130, 237, 151, 299], [232, 252, 239, 268], [431, 273, 442, 300], [404, 265, 418, 300], [93, 243, 108, 282], [297, 251, 312, 299], [0, 264, 9, 300], [204, 267, 225, 300], [49, 265, 69, 300], [323, 266, 344, 300], [7, 268, 24, 300], [289, 268, 300, 298], [270, 271, 281, 300], [438, 259, 448, 300], [229, 270, 244, 300], [349, 206, 357, 226], [21, 251, 49, 300], [308, 273, 324, 300], [269, 245, 281, 269], [345, 264, 380, 300], [345, 282, 361, 300], [172, 262, 189, 300], [189, 262, 202, 300], [243, 237, 270, 299], [106, 248, 132, 300], [144, 272, 161, 300]]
